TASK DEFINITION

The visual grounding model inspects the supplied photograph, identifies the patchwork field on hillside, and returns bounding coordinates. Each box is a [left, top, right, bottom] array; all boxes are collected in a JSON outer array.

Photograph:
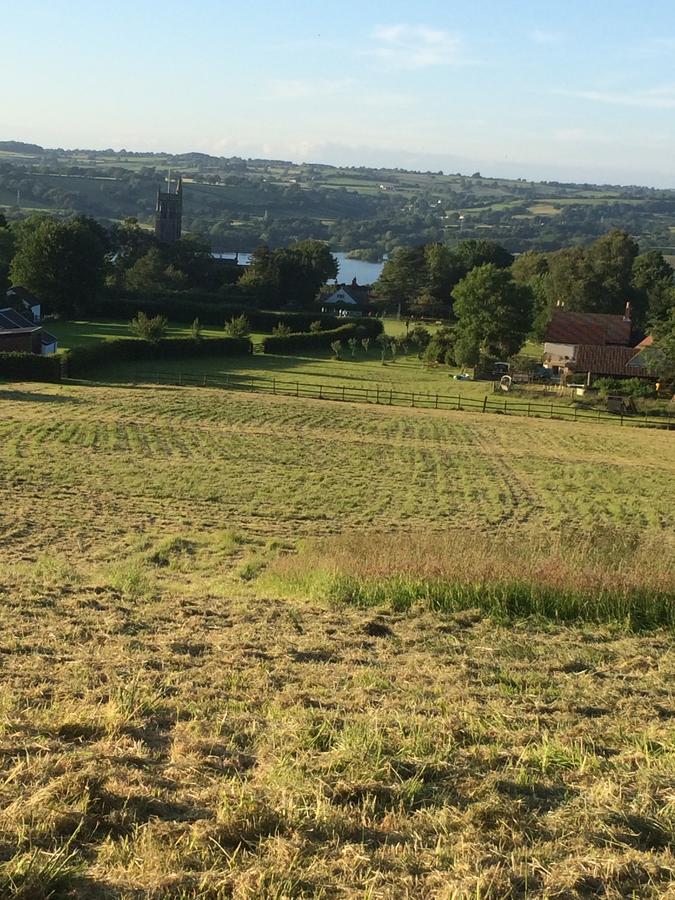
[[0, 382, 673, 897]]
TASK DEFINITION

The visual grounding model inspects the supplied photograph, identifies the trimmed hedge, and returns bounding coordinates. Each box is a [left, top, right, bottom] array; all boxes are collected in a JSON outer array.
[[64, 337, 252, 377], [0, 352, 62, 382], [92, 293, 344, 332], [261, 319, 383, 355]]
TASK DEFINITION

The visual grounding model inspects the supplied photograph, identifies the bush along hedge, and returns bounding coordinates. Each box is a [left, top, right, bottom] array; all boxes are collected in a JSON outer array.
[[64, 337, 252, 377], [92, 293, 344, 332], [261, 319, 383, 355], [0, 352, 62, 382]]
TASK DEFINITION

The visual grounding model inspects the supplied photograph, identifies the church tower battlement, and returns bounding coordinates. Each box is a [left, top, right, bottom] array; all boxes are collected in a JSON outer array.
[[155, 175, 182, 243]]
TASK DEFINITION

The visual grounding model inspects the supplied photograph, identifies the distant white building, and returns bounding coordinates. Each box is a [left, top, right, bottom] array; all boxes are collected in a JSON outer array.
[[321, 279, 371, 317]]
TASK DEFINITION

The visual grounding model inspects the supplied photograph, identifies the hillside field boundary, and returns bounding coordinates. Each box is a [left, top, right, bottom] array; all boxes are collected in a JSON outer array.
[[118, 369, 675, 431]]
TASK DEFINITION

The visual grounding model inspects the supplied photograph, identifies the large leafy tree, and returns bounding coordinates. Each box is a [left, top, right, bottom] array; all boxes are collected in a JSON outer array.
[[646, 308, 675, 384], [10, 215, 108, 316], [373, 245, 427, 311], [0, 216, 14, 294], [241, 240, 337, 307], [451, 239, 514, 280], [587, 229, 639, 314], [632, 250, 675, 325], [452, 264, 533, 365]]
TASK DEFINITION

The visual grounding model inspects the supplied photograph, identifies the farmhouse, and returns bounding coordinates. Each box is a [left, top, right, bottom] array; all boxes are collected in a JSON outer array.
[[321, 279, 371, 317], [0, 307, 58, 355], [543, 305, 650, 380]]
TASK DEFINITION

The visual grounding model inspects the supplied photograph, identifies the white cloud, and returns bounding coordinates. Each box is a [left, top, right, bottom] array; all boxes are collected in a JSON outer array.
[[372, 24, 466, 69], [267, 78, 353, 100], [559, 85, 675, 108]]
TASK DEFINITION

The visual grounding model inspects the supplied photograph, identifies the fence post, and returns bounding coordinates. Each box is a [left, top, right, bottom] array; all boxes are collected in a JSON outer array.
[[296, 381, 299, 397], [620, 413, 623, 426], [527, 402, 531, 417], [342, 385, 345, 402], [482, 396, 487, 413], [411, 392, 415, 408], [203, 374, 207, 387], [458, 395, 462, 411], [389, 390, 393, 405], [319, 384, 323, 399], [435, 394, 439, 409], [273, 378, 276, 395], [550, 403, 553, 418], [376, 386, 380, 405]]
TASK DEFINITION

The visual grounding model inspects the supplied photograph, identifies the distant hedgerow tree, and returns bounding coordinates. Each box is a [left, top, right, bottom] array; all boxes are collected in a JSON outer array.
[[224, 314, 250, 338], [330, 339, 343, 360], [361, 337, 371, 354], [190, 317, 202, 341], [272, 322, 292, 336], [129, 311, 168, 343], [377, 333, 390, 364], [348, 337, 358, 357], [309, 320, 323, 332]]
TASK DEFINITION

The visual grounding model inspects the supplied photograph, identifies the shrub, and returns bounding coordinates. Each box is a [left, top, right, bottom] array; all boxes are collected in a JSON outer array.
[[93, 292, 343, 332], [63, 337, 251, 377], [224, 314, 251, 338], [309, 320, 323, 332], [272, 322, 292, 336], [593, 377, 656, 398], [190, 317, 202, 341], [260, 319, 382, 355], [0, 352, 62, 382], [330, 340, 343, 360], [129, 311, 168, 342]]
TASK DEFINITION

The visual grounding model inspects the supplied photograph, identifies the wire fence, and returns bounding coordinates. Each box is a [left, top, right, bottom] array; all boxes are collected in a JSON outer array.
[[141, 370, 675, 431]]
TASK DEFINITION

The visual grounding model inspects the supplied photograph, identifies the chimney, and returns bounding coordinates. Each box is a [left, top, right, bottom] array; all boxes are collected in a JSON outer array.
[[623, 301, 632, 322]]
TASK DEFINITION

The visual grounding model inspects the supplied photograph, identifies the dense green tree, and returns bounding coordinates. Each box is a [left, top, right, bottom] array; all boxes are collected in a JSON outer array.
[[511, 250, 549, 286], [451, 239, 514, 279], [125, 248, 166, 293], [587, 229, 639, 314], [241, 240, 336, 307], [0, 218, 14, 294], [452, 264, 533, 365], [545, 246, 599, 312], [511, 251, 552, 340], [646, 308, 675, 383], [129, 311, 168, 342], [10, 215, 107, 316], [373, 246, 427, 311], [632, 250, 675, 324]]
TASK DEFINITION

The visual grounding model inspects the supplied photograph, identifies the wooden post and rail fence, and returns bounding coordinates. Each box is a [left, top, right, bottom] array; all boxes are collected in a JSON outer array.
[[139, 370, 674, 431]]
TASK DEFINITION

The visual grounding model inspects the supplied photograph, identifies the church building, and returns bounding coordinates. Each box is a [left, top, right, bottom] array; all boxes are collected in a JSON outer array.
[[155, 175, 183, 243]]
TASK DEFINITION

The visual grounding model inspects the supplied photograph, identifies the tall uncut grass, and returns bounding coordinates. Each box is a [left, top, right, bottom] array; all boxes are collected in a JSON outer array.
[[263, 530, 675, 630]]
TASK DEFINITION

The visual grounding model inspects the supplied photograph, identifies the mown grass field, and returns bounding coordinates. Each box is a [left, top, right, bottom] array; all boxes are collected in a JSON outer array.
[[1, 381, 674, 898]]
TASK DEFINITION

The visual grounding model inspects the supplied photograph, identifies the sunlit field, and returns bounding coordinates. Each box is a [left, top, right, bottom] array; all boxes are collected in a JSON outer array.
[[1, 381, 673, 897]]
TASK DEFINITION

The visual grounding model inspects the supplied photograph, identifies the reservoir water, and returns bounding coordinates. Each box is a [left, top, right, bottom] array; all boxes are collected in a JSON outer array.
[[215, 252, 384, 286]]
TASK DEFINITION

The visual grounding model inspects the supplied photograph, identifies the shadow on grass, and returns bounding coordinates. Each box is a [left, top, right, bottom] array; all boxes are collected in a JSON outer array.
[[0, 390, 83, 404]]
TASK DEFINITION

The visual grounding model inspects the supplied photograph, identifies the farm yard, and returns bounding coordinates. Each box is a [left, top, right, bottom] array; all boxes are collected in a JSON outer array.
[[0, 379, 674, 897]]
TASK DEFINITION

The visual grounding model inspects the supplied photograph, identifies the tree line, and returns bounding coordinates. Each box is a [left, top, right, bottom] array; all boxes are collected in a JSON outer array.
[[372, 233, 675, 371]]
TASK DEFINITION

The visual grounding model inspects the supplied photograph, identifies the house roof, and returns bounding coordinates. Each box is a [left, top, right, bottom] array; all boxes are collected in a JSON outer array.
[[0, 307, 37, 329], [323, 282, 371, 306], [6, 286, 41, 308], [568, 344, 649, 377], [544, 309, 633, 346], [0, 307, 56, 346], [636, 334, 654, 349]]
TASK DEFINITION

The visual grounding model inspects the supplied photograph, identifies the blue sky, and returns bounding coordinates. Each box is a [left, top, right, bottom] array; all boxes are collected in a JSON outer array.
[[4, 0, 675, 186]]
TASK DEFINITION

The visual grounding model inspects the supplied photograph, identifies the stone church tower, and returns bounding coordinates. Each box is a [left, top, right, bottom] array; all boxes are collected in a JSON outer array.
[[155, 175, 183, 243]]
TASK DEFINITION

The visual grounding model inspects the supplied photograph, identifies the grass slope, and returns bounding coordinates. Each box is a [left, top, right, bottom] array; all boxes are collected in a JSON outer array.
[[0, 382, 674, 897]]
